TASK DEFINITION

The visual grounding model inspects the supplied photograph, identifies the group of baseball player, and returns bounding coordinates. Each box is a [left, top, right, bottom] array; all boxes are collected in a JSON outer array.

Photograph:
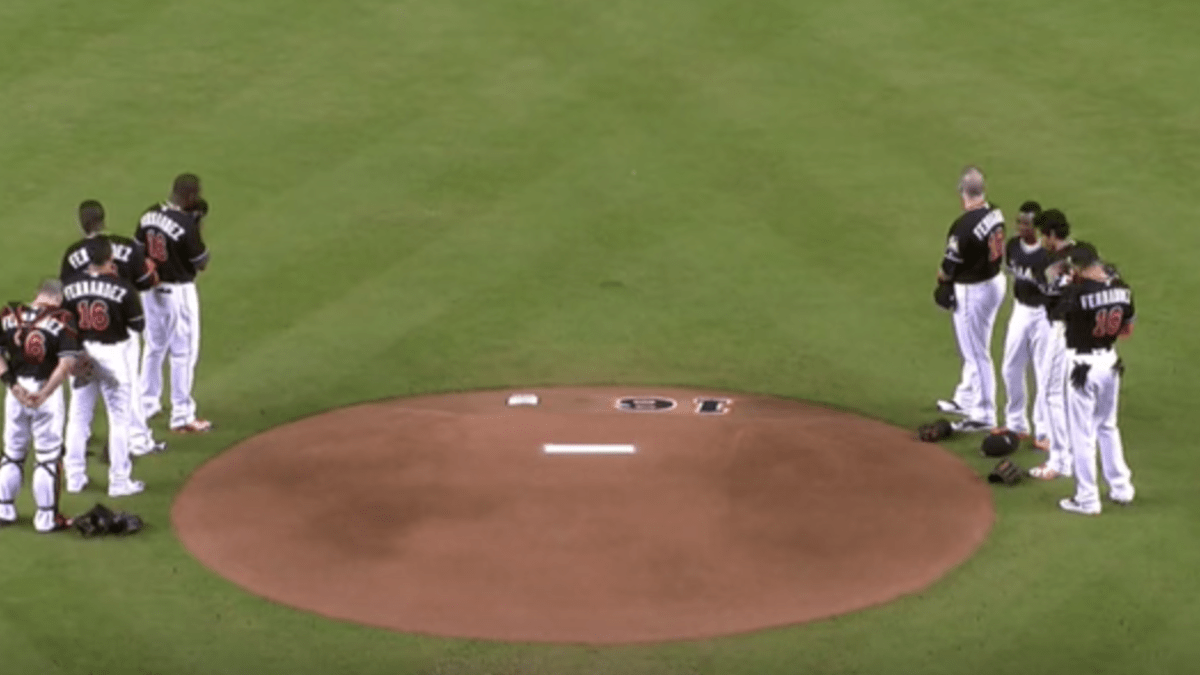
[[0, 174, 211, 532], [934, 167, 1136, 516]]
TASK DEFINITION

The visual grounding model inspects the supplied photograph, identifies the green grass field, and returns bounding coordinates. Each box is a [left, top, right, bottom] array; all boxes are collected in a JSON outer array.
[[2, 0, 1199, 673]]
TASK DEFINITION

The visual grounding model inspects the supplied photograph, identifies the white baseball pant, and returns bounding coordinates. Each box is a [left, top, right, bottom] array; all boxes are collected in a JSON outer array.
[[140, 282, 201, 429], [1, 378, 66, 532], [1066, 348, 1134, 510], [81, 338, 140, 489], [1001, 301, 1050, 437], [950, 274, 1006, 425], [1039, 322, 1073, 475], [65, 335, 156, 486]]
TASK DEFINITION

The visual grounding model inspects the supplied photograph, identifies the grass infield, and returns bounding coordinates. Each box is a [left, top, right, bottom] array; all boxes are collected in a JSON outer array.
[[1, 0, 1198, 673]]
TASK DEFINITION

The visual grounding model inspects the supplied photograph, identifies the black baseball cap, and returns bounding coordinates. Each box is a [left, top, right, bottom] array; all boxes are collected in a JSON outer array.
[[1018, 200, 1042, 217], [1069, 241, 1100, 268]]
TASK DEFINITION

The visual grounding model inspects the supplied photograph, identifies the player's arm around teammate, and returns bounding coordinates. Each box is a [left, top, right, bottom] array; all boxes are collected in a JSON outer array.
[[0, 280, 81, 532]]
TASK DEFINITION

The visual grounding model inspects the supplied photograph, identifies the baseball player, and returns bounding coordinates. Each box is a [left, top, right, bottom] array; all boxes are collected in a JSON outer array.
[[1028, 209, 1076, 480], [998, 201, 1052, 445], [1052, 242, 1136, 515], [0, 280, 81, 532], [933, 167, 1007, 431], [61, 200, 165, 493], [62, 238, 147, 497], [136, 174, 211, 434]]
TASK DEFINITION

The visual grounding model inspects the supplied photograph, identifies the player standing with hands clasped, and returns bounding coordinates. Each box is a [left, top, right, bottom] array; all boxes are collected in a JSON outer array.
[[1052, 243, 1136, 515], [933, 166, 1007, 431], [137, 174, 212, 434], [0, 280, 81, 532], [62, 239, 147, 497], [999, 201, 1052, 445]]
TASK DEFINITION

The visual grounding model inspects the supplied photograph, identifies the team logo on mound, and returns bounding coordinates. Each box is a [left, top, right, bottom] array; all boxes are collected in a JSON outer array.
[[613, 397, 732, 415], [616, 397, 677, 412]]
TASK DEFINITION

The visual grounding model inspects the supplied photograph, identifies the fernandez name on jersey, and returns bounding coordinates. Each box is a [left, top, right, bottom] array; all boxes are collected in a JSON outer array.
[[62, 273, 144, 344]]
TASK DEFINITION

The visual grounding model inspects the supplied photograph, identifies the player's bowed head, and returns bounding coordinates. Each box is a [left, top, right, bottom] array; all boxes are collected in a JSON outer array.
[[172, 173, 203, 212], [78, 200, 106, 236], [84, 237, 116, 276], [957, 165, 987, 211]]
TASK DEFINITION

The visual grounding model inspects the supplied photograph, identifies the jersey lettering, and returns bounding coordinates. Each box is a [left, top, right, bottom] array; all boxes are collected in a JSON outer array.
[[1081, 288, 1132, 310], [971, 209, 1003, 240], [67, 248, 90, 270], [139, 211, 187, 240], [63, 280, 128, 304]]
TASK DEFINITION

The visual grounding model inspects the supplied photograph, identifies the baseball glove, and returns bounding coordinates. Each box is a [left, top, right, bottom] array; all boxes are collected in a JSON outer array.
[[933, 281, 956, 311], [918, 419, 954, 442], [987, 459, 1024, 486], [73, 503, 144, 537]]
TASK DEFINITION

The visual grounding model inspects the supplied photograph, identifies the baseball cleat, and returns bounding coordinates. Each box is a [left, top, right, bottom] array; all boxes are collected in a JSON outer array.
[[37, 513, 74, 533], [108, 480, 146, 498], [66, 476, 89, 493], [936, 400, 967, 415], [950, 419, 992, 432], [171, 419, 213, 434], [1028, 464, 1067, 480], [131, 441, 168, 457], [0, 517, 15, 527], [1059, 498, 1101, 516], [1110, 492, 1135, 506]]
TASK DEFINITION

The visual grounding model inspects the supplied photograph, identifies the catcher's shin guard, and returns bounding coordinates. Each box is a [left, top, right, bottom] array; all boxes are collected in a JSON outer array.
[[0, 451, 24, 522], [33, 449, 66, 532]]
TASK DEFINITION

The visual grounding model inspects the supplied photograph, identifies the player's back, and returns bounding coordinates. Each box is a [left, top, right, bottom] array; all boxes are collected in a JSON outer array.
[[0, 302, 80, 378], [61, 234, 154, 290], [948, 204, 1005, 283], [1063, 277, 1134, 352], [136, 204, 206, 284], [61, 271, 143, 344]]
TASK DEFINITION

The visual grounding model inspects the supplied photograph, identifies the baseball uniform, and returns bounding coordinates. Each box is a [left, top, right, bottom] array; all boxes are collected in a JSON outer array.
[[60, 234, 163, 481], [1054, 273, 1136, 513], [939, 203, 1007, 428], [62, 269, 146, 497], [0, 303, 82, 531], [136, 202, 209, 431], [1036, 241, 1077, 476], [1000, 235, 1052, 438]]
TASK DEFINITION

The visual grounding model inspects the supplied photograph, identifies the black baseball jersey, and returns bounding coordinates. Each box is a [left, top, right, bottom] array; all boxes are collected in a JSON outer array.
[[1005, 237, 1051, 307], [0, 303, 82, 381], [1041, 241, 1076, 320], [941, 204, 1005, 283], [1053, 277, 1135, 352], [60, 234, 157, 291], [61, 272, 145, 344], [135, 203, 209, 283]]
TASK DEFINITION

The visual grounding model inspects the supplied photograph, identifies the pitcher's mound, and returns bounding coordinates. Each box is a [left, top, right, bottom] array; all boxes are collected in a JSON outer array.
[[173, 387, 992, 644]]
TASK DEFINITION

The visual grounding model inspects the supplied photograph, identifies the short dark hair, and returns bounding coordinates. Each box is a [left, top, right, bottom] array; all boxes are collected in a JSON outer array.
[[172, 173, 202, 202], [1018, 200, 1042, 216], [1035, 208, 1070, 238], [1069, 241, 1100, 268], [78, 199, 106, 234], [85, 237, 113, 268]]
